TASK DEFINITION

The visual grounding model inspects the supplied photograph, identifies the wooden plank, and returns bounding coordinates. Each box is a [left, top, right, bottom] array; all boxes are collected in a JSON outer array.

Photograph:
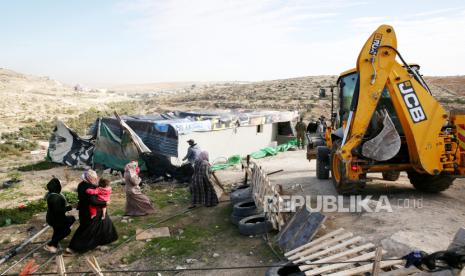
[[277, 207, 312, 249], [289, 212, 326, 249], [284, 228, 345, 257], [85, 257, 104, 276], [288, 232, 353, 261], [299, 242, 375, 271], [279, 210, 325, 252], [372, 247, 383, 276], [297, 236, 364, 264], [92, 256, 102, 272], [56, 255, 66, 276], [325, 260, 403, 276], [304, 250, 380, 276]]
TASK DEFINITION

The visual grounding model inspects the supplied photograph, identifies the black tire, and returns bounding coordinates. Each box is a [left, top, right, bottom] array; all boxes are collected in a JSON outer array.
[[238, 214, 273, 236], [230, 213, 243, 226], [330, 141, 364, 194], [230, 186, 252, 205], [382, 171, 400, 181], [316, 146, 330, 179], [408, 171, 454, 193], [309, 136, 325, 148], [265, 261, 304, 276], [231, 184, 250, 192], [232, 200, 258, 217]]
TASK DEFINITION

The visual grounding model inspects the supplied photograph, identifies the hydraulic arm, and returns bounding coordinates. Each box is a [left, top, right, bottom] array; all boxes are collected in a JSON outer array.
[[340, 25, 448, 176]]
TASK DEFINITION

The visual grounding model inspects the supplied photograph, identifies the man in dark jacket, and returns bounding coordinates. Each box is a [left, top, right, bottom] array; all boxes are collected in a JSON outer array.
[[43, 178, 75, 253], [182, 139, 201, 165]]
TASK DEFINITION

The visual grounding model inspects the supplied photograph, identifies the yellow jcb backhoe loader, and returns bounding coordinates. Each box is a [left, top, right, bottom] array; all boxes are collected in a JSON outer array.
[[307, 24, 465, 194]]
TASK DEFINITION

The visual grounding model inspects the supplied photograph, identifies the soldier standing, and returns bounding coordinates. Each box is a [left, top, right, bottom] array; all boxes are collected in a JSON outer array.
[[295, 117, 307, 149]]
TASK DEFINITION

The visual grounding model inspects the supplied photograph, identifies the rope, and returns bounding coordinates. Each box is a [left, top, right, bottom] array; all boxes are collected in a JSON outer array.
[[2, 258, 406, 275], [0, 241, 50, 275], [111, 207, 194, 252], [0, 196, 193, 275]]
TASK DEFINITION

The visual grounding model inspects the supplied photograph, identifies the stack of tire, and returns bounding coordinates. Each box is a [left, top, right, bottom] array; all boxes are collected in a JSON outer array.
[[230, 184, 273, 236]]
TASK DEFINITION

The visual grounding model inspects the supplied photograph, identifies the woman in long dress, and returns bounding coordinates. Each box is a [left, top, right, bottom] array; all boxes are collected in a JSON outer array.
[[66, 170, 118, 254], [190, 151, 219, 208], [124, 161, 155, 216]]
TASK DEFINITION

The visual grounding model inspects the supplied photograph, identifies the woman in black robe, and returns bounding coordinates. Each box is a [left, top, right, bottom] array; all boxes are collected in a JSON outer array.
[[43, 178, 75, 253], [66, 170, 118, 254]]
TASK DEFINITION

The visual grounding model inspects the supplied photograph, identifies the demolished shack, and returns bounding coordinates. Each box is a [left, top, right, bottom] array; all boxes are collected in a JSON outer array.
[[48, 110, 298, 174]]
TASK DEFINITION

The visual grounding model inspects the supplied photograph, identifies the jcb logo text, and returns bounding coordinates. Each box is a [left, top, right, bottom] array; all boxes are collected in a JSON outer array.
[[398, 81, 427, 123]]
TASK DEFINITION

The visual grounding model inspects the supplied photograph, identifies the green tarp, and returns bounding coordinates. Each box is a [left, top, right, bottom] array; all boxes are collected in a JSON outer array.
[[211, 139, 297, 171], [250, 139, 298, 159], [93, 122, 146, 171], [211, 155, 241, 171]]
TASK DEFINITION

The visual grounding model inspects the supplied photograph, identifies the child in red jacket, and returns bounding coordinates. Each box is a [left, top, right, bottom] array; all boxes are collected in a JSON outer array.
[[86, 178, 112, 219]]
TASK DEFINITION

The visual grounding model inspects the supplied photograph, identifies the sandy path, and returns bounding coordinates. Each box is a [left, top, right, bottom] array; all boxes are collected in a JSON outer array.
[[254, 150, 465, 256]]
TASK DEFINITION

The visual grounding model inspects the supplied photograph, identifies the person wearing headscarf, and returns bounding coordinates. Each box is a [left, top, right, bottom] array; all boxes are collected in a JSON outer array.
[[43, 177, 75, 253], [190, 151, 219, 208], [66, 169, 117, 254], [124, 161, 155, 216]]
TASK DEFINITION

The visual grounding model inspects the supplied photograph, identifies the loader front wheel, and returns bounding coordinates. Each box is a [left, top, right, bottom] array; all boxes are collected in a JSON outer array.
[[382, 171, 400, 181], [408, 172, 454, 193], [330, 141, 362, 194], [316, 146, 330, 179]]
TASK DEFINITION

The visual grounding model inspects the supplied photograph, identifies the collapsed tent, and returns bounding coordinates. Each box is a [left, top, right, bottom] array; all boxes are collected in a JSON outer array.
[[48, 109, 299, 174], [47, 121, 94, 167]]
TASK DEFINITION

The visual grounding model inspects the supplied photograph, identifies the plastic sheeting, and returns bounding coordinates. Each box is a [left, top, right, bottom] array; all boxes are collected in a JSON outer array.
[[211, 155, 242, 171], [47, 121, 94, 168], [211, 139, 298, 171], [250, 139, 298, 159]]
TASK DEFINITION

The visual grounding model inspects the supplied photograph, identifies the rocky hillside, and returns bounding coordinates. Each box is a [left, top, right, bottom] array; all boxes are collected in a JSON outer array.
[[0, 68, 133, 134], [1, 66, 464, 134], [147, 75, 338, 120]]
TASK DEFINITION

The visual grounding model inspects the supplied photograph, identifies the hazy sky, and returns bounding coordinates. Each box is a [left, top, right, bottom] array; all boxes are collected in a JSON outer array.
[[1, 0, 464, 86]]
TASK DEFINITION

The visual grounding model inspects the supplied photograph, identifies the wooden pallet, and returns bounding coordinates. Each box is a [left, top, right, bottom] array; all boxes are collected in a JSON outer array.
[[284, 228, 410, 276], [249, 162, 287, 230]]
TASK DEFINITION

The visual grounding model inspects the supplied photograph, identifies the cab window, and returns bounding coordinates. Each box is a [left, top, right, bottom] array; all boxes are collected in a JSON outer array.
[[339, 73, 358, 121]]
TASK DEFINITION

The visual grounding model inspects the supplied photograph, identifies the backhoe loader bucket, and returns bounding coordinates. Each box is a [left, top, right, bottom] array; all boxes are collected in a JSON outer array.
[[361, 112, 401, 161]]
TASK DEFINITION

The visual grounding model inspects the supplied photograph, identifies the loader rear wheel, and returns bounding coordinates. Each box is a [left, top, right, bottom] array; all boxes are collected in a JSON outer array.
[[407, 172, 454, 193], [330, 141, 363, 194], [382, 171, 400, 181], [316, 146, 330, 179]]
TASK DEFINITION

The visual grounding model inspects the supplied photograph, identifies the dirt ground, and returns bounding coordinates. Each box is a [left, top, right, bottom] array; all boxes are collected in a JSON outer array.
[[254, 149, 465, 256], [1, 149, 465, 275], [0, 167, 276, 276]]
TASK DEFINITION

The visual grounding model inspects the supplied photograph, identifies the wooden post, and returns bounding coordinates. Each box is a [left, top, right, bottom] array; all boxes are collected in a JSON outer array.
[[211, 171, 225, 190], [371, 247, 383, 276], [86, 256, 103, 276], [56, 255, 66, 276], [243, 155, 251, 185]]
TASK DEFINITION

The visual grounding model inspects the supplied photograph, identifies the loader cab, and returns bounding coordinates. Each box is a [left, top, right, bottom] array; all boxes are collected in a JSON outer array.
[[336, 69, 357, 126], [334, 69, 404, 135]]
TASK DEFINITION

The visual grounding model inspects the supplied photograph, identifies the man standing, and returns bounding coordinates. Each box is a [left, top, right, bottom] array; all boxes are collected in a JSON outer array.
[[183, 139, 201, 165], [295, 117, 307, 149]]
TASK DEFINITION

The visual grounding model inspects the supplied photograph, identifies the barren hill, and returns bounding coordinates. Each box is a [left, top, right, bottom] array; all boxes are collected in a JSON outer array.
[[1, 67, 464, 135], [0, 68, 133, 134]]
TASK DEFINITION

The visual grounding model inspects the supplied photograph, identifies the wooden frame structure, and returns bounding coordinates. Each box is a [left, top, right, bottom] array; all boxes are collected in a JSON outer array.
[[247, 161, 287, 230], [284, 228, 409, 275]]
